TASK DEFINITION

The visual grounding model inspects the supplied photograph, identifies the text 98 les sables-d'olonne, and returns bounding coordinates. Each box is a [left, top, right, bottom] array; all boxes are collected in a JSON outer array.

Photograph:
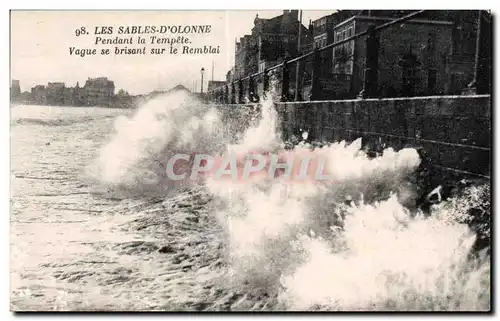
[[74, 25, 213, 37], [94, 25, 213, 35]]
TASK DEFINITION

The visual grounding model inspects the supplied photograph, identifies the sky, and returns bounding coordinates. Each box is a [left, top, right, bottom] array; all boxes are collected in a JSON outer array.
[[10, 10, 336, 95]]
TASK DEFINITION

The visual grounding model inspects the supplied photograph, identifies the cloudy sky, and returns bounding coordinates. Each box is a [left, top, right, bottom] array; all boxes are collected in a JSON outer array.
[[10, 10, 335, 95]]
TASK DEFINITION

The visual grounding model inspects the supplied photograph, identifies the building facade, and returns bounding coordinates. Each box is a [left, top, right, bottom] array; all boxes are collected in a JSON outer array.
[[311, 11, 359, 64], [207, 80, 226, 93], [230, 10, 490, 101], [72, 82, 85, 106], [46, 82, 66, 105], [435, 10, 491, 94], [352, 15, 453, 98], [303, 12, 457, 100], [330, 10, 490, 98], [10, 79, 21, 102], [302, 10, 360, 99], [83, 77, 115, 106], [31, 85, 47, 105], [233, 11, 312, 81], [27, 78, 120, 106]]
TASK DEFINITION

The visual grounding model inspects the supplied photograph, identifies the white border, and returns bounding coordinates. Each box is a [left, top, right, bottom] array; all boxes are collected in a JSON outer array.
[[2, 0, 498, 320]]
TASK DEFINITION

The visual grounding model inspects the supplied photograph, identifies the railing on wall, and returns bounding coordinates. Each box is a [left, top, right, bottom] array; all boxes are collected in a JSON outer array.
[[217, 96, 491, 180], [207, 10, 427, 104], [277, 95, 491, 180]]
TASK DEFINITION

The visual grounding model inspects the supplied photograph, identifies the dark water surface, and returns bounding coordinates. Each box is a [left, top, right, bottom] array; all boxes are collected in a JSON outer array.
[[10, 105, 230, 311]]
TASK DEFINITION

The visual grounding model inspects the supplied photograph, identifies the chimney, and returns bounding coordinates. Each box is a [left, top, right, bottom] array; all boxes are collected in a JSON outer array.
[[290, 10, 299, 20]]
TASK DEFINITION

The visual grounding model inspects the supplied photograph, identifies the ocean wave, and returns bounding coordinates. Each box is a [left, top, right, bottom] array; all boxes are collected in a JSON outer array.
[[13, 115, 116, 127], [88, 87, 490, 311]]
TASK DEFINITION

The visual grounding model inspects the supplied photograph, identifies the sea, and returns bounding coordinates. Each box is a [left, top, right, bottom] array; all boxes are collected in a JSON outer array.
[[9, 92, 490, 311]]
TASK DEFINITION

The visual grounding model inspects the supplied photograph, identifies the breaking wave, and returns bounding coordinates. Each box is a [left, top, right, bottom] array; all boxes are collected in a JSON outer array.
[[89, 89, 490, 311], [87, 91, 229, 197]]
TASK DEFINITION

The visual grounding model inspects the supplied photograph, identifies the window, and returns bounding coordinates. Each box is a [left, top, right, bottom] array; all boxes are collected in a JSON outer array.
[[346, 60, 353, 74], [347, 26, 353, 37], [360, 59, 366, 81], [259, 62, 266, 73], [428, 69, 437, 94], [427, 32, 436, 53], [332, 24, 355, 75]]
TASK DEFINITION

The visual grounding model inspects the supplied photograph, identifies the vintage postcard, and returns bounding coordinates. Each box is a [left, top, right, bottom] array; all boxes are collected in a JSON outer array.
[[10, 10, 491, 312]]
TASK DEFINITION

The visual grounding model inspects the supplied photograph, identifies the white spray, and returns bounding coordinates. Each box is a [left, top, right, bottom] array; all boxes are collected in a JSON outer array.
[[90, 88, 490, 311]]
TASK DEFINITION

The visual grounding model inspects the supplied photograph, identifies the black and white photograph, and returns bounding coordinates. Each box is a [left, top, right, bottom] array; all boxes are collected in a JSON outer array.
[[9, 9, 492, 312]]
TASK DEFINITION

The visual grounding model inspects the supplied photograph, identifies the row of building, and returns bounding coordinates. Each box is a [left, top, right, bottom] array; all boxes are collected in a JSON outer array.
[[10, 77, 121, 107], [214, 10, 491, 101]]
